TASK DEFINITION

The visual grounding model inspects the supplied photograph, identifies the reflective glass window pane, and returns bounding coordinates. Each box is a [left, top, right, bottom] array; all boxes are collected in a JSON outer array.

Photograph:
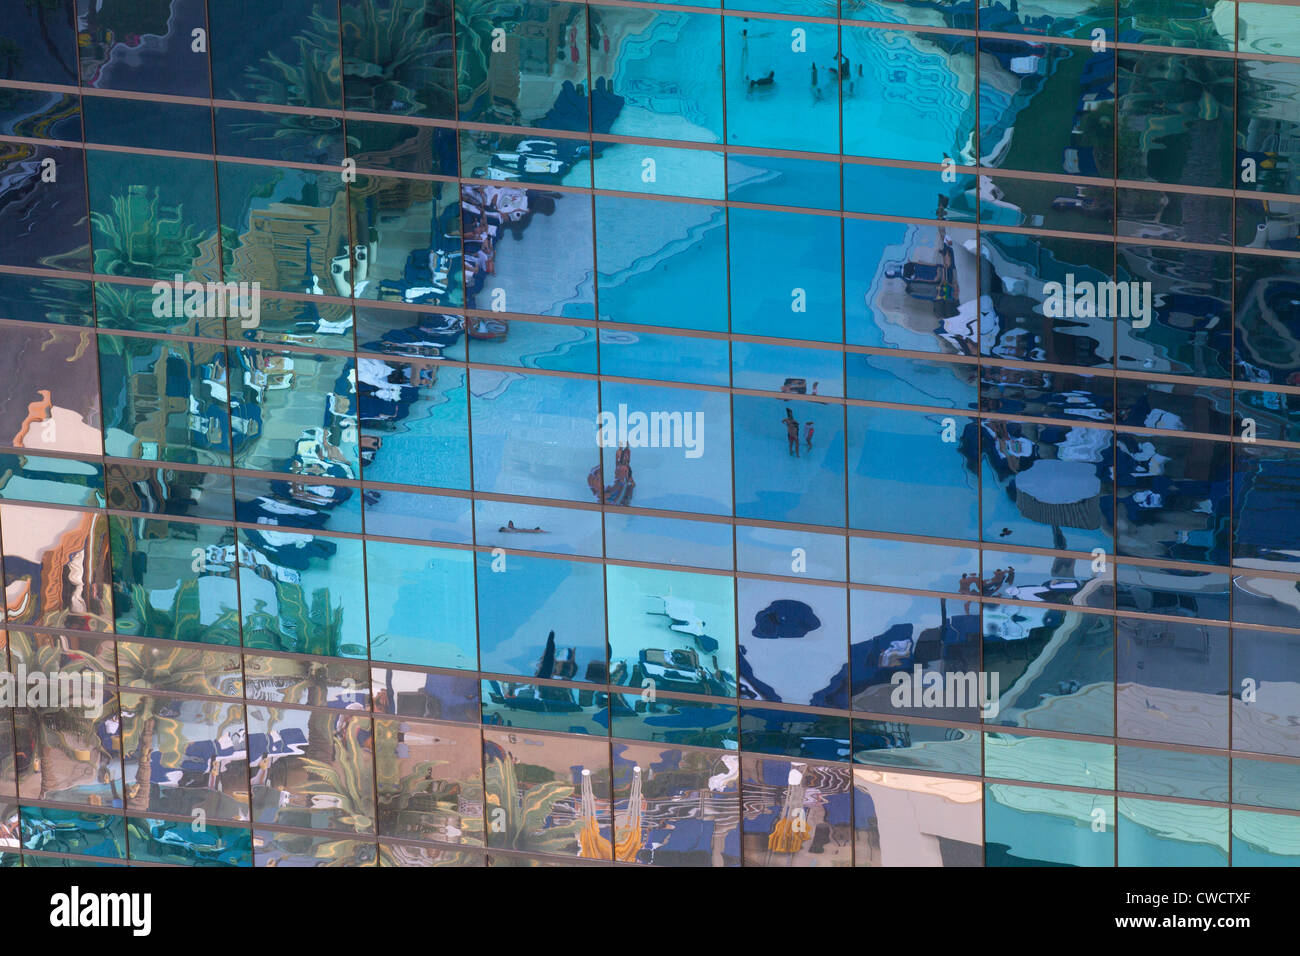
[[1118, 797, 1228, 867], [367, 541, 476, 669], [723, 17, 840, 154], [985, 784, 1114, 866]]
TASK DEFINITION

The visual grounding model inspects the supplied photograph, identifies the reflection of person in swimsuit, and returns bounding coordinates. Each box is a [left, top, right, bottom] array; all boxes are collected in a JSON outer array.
[[499, 520, 545, 533], [959, 572, 982, 615], [782, 408, 800, 457]]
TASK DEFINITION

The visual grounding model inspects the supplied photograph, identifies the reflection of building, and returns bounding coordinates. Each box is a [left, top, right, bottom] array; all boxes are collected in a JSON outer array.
[[113, 344, 228, 458], [236, 198, 350, 293], [6, 0, 1300, 873], [4, 509, 110, 630], [854, 769, 982, 867]]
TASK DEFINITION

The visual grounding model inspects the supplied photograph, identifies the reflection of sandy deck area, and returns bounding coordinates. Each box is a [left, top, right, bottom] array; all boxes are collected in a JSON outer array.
[[1116, 683, 1227, 747], [847, 1, 958, 30], [987, 781, 1106, 823], [1232, 681, 1300, 757], [986, 732, 1113, 788], [1120, 745, 1229, 802], [997, 609, 1113, 730], [472, 317, 591, 370], [1235, 810, 1300, 858], [568, 105, 727, 199], [1233, 554, 1300, 575], [1120, 797, 1229, 855], [1234, 573, 1300, 616], [1009, 680, 1112, 731]]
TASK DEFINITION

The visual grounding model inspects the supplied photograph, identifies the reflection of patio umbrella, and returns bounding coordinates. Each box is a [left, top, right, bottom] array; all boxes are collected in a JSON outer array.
[[767, 769, 809, 855], [614, 765, 644, 862], [578, 768, 612, 860], [751, 600, 821, 639], [1013, 458, 1102, 550]]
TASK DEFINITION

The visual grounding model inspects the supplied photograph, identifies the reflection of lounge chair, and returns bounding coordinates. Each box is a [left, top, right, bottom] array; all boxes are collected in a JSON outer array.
[[248, 728, 308, 765], [886, 260, 945, 301], [884, 239, 958, 304], [468, 317, 509, 340], [501, 694, 581, 713], [903, 261, 942, 284], [377, 248, 455, 304], [499, 520, 545, 533], [148, 821, 246, 865], [490, 152, 566, 179], [486, 677, 581, 713], [636, 647, 709, 694]]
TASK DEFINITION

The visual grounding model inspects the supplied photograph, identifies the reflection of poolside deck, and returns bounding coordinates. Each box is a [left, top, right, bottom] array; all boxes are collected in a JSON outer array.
[[474, 194, 594, 318], [866, 224, 981, 354]]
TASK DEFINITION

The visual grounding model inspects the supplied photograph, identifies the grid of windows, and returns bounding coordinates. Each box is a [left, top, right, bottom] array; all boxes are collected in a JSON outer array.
[[1, 0, 1299, 867]]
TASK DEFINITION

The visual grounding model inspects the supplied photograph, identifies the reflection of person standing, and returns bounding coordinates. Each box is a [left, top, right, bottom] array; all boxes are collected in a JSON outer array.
[[804, 421, 814, 452], [959, 573, 979, 615], [782, 409, 800, 457]]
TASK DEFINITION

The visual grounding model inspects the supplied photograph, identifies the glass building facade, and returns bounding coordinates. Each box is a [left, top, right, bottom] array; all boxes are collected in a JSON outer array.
[[0, 0, 1299, 867]]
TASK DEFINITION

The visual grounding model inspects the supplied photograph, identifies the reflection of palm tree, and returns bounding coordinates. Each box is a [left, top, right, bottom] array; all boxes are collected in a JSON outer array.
[[250, 584, 347, 657], [237, 544, 348, 654], [236, 0, 456, 127], [26, 0, 76, 81], [1121, 30, 1233, 226], [291, 714, 375, 833], [303, 662, 334, 765], [90, 186, 209, 278], [237, 8, 342, 109], [89, 281, 149, 327], [484, 751, 585, 856], [1118, 34, 1227, 369], [374, 722, 485, 843], [340, 0, 454, 113], [127, 579, 242, 645], [116, 641, 229, 809], [454, 0, 502, 108], [13, 633, 111, 800], [0, 38, 20, 78]]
